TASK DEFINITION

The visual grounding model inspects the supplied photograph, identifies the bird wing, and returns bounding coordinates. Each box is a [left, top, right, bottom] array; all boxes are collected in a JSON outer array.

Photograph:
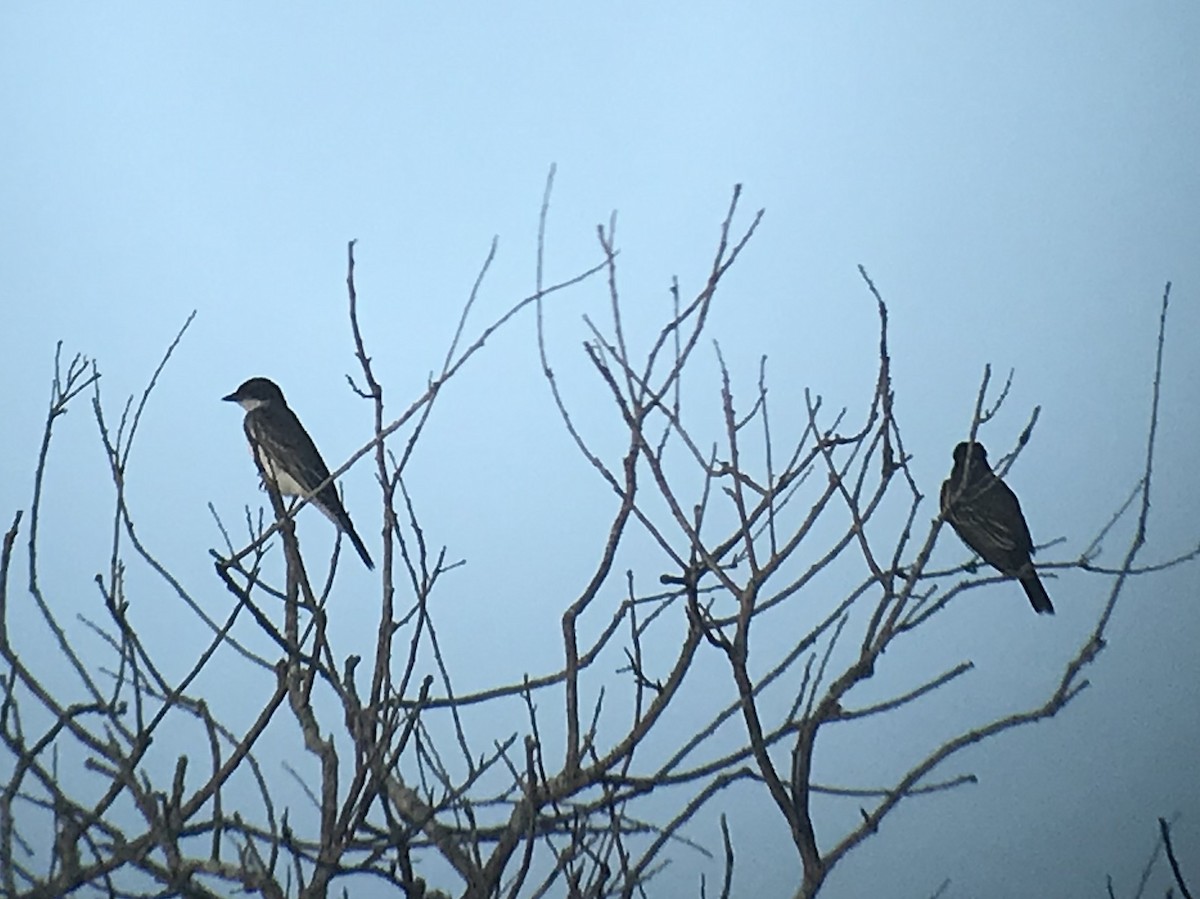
[[943, 471, 1036, 573], [245, 406, 335, 500], [244, 406, 374, 569], [968, 477, 1034, 556]]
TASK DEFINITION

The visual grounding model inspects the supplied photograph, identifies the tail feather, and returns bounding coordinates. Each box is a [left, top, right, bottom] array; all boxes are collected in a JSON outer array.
[[1020, 572, 1054, 615], [340, 517, 375, 570]]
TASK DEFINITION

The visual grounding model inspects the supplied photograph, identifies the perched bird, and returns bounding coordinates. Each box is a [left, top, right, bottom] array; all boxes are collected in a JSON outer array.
[[223, 377, 374, 569], [940, 441, 1053, 614]]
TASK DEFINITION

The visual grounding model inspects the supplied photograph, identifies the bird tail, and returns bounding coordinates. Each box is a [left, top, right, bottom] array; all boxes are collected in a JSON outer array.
[[345, 525, 372, 568], [341, 518, 375, 570], [1019, 571, 1054, 615]]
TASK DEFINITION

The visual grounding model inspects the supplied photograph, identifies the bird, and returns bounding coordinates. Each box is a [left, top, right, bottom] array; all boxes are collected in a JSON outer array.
[[940, 441, 1053, 614], [223, 377, 374, 569]]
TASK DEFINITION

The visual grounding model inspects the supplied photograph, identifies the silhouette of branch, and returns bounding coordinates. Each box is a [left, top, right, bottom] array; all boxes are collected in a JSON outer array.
[[1160, 817, 1194, 899]]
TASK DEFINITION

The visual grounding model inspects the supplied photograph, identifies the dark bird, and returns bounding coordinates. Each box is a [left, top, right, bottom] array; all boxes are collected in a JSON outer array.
[[940, 441, 1053, 614], [224, 377, 374, 569]]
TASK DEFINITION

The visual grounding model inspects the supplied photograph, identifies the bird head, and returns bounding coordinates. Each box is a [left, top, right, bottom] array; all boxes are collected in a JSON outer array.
[[951, 441, 992, 479], [952, 440, 988, 464], [223, 377, 286, 412]]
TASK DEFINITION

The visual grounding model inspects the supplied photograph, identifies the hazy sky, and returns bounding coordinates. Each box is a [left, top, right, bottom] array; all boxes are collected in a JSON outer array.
[[2, 4, 1198, 897]]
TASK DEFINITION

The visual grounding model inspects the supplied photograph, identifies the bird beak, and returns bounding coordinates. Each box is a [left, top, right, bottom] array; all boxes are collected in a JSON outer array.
[[221, 391, 239, 402]]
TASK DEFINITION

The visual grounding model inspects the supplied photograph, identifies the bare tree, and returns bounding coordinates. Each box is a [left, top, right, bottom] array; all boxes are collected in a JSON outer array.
[[1, 180, 1195, 899]]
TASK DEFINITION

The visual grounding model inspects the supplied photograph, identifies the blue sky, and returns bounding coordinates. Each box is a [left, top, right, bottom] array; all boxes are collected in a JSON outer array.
[[2, 4, 1199, 897]]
